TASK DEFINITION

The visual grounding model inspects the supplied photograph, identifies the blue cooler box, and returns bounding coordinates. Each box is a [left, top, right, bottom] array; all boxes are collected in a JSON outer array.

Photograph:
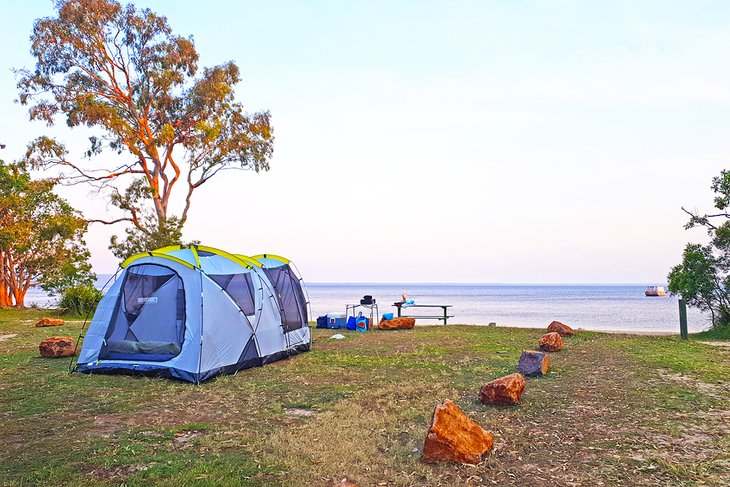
[[326, 312, 347, 329]]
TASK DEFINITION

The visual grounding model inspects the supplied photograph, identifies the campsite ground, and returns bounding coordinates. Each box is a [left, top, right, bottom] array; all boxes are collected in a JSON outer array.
[[1, 308, 729, 486]]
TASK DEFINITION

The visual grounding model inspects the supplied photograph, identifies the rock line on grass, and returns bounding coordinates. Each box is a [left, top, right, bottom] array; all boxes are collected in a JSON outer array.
[[34, 317, 65, 327], [39, 336, 77, 357], [517, 350, 550, 377], [422, 399, 494, 464], [539, 332, 564, 352], [479, 372, 526, 405], [547, 320, 575, 336]]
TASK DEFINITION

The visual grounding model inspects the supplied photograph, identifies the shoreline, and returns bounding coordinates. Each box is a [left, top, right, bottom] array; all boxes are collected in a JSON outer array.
[[12, 306, 692, 336], [409, 322, 680, 336]]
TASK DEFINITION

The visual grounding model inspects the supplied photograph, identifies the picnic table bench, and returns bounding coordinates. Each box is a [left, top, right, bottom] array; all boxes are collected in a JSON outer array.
[[393, 302, 454, 324]]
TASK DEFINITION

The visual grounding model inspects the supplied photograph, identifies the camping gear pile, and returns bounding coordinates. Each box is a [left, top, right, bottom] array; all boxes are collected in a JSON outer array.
[[317, 295, 375, 332], [317, 311, 370, 332], [72, 246, 310, 383]]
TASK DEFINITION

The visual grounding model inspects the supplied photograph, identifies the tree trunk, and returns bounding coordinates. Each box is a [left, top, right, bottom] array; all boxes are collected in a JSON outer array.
[[12, 261, 34, 309], [153, 195, 166, 225], [13, 288, 26, 308], [0, 250, 10, 307], [0, 283, 9, 307], [6, 253, 19, 308]]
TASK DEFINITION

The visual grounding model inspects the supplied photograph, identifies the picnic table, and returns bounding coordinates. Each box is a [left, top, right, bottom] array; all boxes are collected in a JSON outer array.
[[392, 302, 454, 324]]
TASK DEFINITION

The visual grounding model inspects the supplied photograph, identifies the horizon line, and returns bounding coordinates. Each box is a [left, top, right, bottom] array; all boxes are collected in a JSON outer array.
[[303, 282, 668, 286], [89, 273, 667, 287]]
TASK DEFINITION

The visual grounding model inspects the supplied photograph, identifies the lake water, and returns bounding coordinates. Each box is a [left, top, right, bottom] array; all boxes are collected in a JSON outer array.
[[25, 278, 710, 333], [304, 283, 710, 333]]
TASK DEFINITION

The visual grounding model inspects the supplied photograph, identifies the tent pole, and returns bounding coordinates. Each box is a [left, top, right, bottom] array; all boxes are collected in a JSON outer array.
[[68, 268, 121, 375], [196, 268, 204, 385]]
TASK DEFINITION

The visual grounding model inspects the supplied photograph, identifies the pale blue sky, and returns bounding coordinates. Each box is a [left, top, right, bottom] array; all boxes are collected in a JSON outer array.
[[1, 1, 729, 282]]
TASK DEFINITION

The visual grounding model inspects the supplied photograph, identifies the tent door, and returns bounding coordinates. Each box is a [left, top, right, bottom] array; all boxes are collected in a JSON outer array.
[[100, 263, 186, 361]]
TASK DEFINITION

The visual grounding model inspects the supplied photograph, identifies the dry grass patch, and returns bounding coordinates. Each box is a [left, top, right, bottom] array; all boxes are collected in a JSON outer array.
[[263, 380, 456, 486]]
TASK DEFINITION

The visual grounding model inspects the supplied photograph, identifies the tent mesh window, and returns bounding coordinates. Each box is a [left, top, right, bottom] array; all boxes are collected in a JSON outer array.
[[264, 265, 308, 333], [100, 264, 185, 361], [209, 274, 257, 316]]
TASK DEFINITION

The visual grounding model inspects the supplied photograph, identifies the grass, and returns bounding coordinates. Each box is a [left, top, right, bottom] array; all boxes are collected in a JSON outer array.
[[691, 325, 730, 341], [1, 309, 729, 486]]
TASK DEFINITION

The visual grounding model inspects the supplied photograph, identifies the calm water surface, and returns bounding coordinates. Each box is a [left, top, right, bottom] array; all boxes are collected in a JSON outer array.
[[25, 279, 709, 333], [304, 283, 709, 333]]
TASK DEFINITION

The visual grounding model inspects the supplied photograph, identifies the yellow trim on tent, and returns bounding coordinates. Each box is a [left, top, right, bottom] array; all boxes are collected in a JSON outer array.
[[147, 244, 201, 268], [251, 254, 291, 265], [153, 244, 184, 254], [120, 251, 195, 269], [235, 254, 264, 267], [196, 245, 258, 270], [189, 246, 202, 268]]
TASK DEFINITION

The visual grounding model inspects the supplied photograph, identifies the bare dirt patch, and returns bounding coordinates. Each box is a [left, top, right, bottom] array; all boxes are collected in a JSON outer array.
[[698, 340, 730, 348], [78, 462, 152, 481], [284, 408, 316, 418], [657, 368, 730, 401]]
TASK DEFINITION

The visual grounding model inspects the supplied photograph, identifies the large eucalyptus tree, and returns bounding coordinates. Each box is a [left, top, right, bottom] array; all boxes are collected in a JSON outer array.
[[17, 0, 273, 257]]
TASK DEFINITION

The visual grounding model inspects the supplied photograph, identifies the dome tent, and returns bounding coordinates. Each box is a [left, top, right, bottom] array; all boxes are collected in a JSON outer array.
[[73, 245, 311, 383]]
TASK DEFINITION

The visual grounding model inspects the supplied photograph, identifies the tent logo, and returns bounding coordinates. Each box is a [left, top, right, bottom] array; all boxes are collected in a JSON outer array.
[[137, 297, 158, 304]]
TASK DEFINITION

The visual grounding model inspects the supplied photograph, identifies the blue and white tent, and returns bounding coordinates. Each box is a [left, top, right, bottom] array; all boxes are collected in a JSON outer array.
[[74, 245, 310, 382]]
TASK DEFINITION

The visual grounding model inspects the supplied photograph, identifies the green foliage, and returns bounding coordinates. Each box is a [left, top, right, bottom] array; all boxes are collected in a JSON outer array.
[[58, 283, 103, 316], [109, 212, 183, 259], [0, 161, 94, 307], [670, 169, 730, 329], [17, 0, 274, 251], [667, 244, 726, 322]]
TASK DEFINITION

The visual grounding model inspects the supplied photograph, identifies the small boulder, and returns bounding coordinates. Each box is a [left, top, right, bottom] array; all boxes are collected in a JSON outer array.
[[479, 372, 526, 405], [34, 317, 65, 327], [517, 350, 549, 377], [539, 332, 564, 352], [39, 336, 77, 358], [547, 320, 574, 336], [422, 399, 494, 464], [378, 317, 416, 330]]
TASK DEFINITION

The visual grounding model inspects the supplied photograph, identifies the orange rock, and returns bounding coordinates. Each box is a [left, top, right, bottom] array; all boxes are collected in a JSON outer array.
[[378, 317, 416, 330], [34, 317, 65, 327], [517, 350, 550, 377], [479, 373, 526, 405], [539, 332, 564, 352], [547, 320, 574, 336], [39, 336, 77, 357], [422, 399, 494, 464], [333, 479, 358, 487]]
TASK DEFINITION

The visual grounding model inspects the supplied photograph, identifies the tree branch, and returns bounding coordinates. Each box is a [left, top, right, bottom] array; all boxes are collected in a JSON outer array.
[[86, 217, 135, 225]]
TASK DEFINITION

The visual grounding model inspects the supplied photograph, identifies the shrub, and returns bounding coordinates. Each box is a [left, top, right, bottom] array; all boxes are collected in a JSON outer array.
[[58, 283, 103, 316]]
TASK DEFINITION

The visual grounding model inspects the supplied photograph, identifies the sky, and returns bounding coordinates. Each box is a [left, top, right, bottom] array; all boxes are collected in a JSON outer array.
[[1, 0, 729, 283]]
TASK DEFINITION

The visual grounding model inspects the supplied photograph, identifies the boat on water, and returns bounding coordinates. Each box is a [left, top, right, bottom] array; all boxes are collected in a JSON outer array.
[[645, 286, 667, 297]]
